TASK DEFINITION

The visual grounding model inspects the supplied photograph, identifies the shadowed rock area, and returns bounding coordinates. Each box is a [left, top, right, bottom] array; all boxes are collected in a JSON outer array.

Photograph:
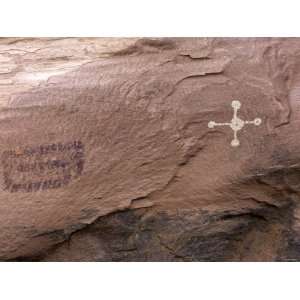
[[1, 37, 300, 261]]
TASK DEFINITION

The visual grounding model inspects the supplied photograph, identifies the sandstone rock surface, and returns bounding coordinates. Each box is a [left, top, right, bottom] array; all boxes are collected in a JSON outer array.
[[1, 38, 300, 261]]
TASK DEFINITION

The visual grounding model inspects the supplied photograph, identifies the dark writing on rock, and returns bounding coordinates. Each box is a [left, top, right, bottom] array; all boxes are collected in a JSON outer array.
[[1, 141, 84, 193]]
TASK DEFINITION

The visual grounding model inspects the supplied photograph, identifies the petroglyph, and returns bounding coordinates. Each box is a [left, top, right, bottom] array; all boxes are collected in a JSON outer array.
[[208, 100, 262, 147]]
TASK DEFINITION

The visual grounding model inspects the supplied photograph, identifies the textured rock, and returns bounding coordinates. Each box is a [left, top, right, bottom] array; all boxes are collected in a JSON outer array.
[[1, 37, 300, 261]]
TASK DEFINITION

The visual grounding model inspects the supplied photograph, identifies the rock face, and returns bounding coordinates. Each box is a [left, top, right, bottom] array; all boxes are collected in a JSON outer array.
[[1, 37, 300, 261]]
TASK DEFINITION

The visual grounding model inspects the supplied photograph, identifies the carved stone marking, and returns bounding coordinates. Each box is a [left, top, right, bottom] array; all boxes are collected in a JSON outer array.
[[1, 141, 84, 193], [208, 100, 262, 147]]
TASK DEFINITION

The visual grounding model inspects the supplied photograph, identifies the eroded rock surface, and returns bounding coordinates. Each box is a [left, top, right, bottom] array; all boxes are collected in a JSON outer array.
[[1, 38, 300, 261]]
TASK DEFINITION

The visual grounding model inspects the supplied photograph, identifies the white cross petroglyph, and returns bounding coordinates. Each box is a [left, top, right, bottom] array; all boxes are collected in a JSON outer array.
[[208, 100, 262, 147]]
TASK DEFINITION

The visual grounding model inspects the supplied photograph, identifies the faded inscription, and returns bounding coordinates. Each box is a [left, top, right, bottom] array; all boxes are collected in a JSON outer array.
[[2, 141, 84, 193]]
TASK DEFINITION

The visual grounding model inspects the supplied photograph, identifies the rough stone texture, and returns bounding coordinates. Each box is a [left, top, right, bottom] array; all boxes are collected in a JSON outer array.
[[1, 37, 300, 261]]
